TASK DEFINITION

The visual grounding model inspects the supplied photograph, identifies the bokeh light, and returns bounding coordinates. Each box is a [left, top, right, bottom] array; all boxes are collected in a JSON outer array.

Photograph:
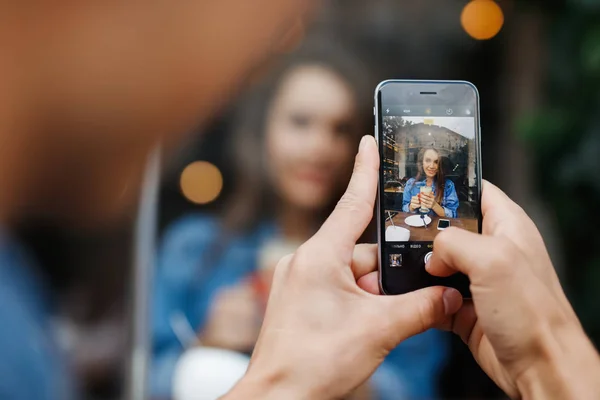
[[461, 0, 504, 40], [180, 161, 223, 205]]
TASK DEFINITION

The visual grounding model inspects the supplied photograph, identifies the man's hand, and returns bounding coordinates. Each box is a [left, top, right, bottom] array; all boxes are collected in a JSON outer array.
[[222, 136, 462, 399], [426, 181, 600, 399]]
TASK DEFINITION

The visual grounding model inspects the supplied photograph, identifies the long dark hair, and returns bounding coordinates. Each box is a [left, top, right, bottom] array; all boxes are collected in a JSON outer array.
[[415, 147, 445, 204], [218, 39, 373, 242]]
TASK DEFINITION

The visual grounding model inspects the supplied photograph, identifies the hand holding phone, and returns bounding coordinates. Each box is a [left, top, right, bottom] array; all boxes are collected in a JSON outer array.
[[424, 182, 600, 399], [229, 137, 463, 400], [230, 161, 600, 400]]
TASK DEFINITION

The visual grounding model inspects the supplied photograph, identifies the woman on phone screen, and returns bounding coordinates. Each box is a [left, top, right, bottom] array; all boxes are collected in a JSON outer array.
[[401, 147, 459, 218]]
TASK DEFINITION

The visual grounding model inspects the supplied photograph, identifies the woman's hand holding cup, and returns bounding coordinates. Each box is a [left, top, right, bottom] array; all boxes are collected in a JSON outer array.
[[200, 283, 261, 353], [409, 195, 421, 211], [419, 191, 435, 210]]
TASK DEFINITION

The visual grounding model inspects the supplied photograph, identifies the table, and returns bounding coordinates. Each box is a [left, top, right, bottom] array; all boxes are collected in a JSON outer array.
[[384, 211, 478, 241]]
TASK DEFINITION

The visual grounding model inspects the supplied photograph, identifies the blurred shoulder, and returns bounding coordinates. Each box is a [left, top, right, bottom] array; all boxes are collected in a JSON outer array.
[[405, 178, 416, 187]]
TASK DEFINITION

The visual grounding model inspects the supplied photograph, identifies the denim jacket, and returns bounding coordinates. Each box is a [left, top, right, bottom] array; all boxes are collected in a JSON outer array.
[[401, 178, 459, 218]]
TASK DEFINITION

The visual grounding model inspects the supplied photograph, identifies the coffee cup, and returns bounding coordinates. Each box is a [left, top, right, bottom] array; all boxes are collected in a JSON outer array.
[[172, 347, 250, 400], [419, 185, 433, 213]]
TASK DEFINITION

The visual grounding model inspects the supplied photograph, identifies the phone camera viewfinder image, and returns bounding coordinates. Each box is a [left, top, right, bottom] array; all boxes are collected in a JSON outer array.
[[378, 81, 481, 297]]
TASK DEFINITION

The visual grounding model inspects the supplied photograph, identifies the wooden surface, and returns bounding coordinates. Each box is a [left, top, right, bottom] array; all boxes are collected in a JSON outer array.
[[384, 211, 478, 241]]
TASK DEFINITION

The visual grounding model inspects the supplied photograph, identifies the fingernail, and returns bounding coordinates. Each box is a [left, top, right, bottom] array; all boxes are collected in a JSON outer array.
[[359, 135, 371, 152], [443, 288, 462, 315]]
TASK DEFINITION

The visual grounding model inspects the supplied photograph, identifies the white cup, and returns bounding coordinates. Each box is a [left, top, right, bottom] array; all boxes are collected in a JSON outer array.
[[172, 347, 250, 400], [385, 226, 410, 242]]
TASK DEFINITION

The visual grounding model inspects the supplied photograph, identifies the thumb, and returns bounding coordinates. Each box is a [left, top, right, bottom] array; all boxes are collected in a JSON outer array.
[[378, 287, 463, 344], [316, 135, 379, 252]]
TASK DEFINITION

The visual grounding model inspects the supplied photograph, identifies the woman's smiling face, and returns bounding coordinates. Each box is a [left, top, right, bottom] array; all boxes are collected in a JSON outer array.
[[422, 149, 440, 179]]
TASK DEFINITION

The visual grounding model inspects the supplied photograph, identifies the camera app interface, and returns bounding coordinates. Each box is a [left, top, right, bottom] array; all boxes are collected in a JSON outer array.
[[381, 106, 480, 273]]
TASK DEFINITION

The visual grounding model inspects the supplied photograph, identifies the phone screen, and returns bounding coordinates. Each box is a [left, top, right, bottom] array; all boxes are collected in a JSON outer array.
[[376, 81, 481, 296]]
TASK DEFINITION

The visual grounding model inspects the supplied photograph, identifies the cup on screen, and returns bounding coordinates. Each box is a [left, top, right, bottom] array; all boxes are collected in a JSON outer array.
[[385, 226, 410, 242], [419, 185, 433, 213]]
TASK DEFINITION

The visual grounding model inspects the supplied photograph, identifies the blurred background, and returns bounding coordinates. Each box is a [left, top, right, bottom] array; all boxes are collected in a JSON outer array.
[[21, 0, 600, 399]]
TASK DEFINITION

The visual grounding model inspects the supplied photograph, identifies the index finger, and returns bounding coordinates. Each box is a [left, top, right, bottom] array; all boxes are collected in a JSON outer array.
[[424, 181, 510, 277], [426, 226, 531, 298], [426, 227, 494, 278], [316, 135, 379, 252], [426, 179, 523, 279]]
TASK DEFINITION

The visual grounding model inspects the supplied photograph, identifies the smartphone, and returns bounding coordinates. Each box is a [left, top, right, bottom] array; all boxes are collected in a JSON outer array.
[[437, 219, 450, 230], [375, 80, 482, 297]]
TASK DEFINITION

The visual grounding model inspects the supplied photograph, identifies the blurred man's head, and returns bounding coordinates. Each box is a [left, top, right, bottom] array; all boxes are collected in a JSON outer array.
[[1, 1, 314, 227]]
